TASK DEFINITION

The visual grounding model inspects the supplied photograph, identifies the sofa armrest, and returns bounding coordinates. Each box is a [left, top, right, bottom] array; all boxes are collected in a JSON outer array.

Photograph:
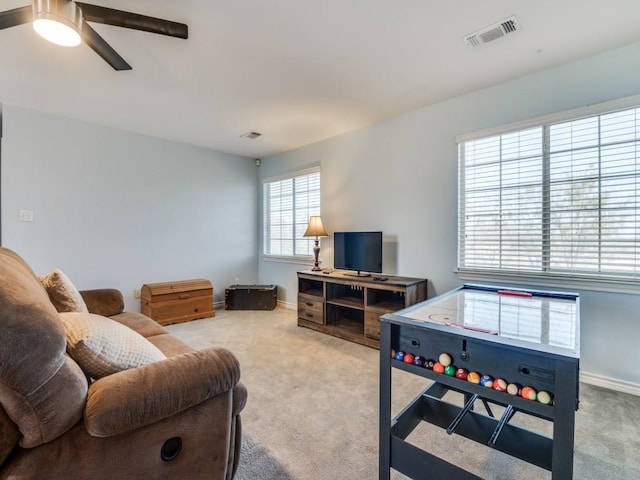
[[80, 289, 125, 317], [84, 347, 240, 437], [233, 382, 248, 417]]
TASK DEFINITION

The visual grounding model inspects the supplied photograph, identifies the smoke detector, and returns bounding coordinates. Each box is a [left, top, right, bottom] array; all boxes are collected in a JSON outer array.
[[464, 16, 519, 48], [240, 131, 262, 139]]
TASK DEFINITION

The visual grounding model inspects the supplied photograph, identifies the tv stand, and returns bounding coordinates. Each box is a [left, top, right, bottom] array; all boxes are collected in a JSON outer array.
[[343, 271, 371, 277], [297, 270, 428, 348]]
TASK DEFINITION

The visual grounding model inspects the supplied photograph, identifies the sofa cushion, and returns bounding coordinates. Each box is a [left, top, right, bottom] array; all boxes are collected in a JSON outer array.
[[60, 312, 166, 379], [146, 333, 194, 357], [40, 269, 89, 313], [109, 311, 168, 338]]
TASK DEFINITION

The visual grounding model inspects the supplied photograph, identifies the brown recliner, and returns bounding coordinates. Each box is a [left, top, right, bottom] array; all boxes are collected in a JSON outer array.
[[0, 247, 247, 479]]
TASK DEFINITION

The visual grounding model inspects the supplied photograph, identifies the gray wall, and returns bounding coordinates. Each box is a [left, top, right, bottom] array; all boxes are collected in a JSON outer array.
[[1, 105, 259, 310], [258, 41, 640, 386]]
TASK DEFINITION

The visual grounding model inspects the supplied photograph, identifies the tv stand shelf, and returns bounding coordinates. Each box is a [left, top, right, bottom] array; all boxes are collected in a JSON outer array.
[[297, 270, 428, 348], [327, 298, 365, 309]]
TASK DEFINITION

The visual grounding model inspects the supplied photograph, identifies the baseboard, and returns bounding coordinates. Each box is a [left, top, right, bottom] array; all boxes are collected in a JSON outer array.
[[580, 371, 640, 397], [214, 300, 225, 309], [277, 299, 296, 310]]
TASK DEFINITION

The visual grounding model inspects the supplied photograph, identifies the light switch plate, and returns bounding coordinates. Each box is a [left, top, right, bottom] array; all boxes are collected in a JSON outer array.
[[19, 210, 34, 222]]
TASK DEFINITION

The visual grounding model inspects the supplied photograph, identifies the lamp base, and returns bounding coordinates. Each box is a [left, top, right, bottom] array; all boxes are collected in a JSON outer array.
[[312, 240, 322, 271]]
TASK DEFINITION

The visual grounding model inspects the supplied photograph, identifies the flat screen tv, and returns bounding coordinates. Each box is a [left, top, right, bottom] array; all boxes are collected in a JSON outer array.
[[333, 231, 383, 276]]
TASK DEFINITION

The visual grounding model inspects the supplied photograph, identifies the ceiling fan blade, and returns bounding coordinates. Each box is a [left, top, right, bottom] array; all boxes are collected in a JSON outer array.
[[0, 5, 32, 30], [75, 2, 188, 39], [82, 21, 131, 71]]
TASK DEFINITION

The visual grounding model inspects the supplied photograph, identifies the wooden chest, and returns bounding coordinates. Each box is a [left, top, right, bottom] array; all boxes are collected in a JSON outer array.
[[225, 284, 277, 310], [141, 279, 214, 326]]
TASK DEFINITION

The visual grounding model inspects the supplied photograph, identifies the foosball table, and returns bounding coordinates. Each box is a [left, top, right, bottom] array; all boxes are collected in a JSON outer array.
[[379, 283, 580, 479]]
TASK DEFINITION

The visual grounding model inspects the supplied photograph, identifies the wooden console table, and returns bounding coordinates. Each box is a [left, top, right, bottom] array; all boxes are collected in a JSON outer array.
[[297, 270, 427, 348]]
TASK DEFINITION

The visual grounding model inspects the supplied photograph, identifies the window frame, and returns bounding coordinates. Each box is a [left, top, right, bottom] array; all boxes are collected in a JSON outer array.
[[456, 94, 640, 294], [262, 166, 322, 263]]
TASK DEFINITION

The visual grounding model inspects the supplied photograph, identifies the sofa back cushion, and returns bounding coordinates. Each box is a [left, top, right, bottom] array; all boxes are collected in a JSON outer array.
[[0, 248, 87, 448]]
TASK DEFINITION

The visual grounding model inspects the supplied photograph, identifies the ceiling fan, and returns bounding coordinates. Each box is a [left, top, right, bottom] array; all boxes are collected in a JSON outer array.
[[0, 0, 188, 71]]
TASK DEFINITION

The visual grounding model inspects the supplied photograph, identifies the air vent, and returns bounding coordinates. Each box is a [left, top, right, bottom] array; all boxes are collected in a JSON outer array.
[[464, 15, 519, 48], [240, 131, 262, 139]]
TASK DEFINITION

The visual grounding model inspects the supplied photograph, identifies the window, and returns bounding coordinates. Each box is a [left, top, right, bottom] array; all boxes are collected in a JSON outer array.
[[458, 104, 640, 285], [263, 168, 321, 258]]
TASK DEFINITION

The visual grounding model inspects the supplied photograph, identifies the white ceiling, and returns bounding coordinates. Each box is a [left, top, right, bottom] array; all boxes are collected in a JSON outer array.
[[1, 1, 640, 158]]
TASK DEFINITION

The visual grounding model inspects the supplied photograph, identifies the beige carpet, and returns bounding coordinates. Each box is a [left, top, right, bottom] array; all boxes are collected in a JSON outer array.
[[167, 308, 640, 480]]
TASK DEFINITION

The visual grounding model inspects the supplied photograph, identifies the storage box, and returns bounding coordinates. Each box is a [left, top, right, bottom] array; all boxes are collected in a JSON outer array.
[[141, 279, 214, 326], [225, 285, 277, 310]]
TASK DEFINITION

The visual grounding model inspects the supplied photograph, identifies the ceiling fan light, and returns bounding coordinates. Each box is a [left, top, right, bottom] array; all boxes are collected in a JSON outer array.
[[32, 0, 82, 47], [33, 18, 80, 46]]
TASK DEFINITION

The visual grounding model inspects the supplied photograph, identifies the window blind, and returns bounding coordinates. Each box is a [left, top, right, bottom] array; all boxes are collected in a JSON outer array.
[[263, 169, 321, 257], [459, 106, 640, 282]]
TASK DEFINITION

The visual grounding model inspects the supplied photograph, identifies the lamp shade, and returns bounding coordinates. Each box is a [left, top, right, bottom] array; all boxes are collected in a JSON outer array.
[[32, 0, 83, 47], [303, 216, 328, 238]]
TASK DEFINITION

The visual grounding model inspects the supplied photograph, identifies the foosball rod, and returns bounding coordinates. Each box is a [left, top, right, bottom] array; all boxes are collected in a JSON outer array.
[[446, 393, 478, 435]]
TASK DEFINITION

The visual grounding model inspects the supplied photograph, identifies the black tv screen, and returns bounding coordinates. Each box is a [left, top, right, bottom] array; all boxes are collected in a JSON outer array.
[[334, 231, 383, 275]]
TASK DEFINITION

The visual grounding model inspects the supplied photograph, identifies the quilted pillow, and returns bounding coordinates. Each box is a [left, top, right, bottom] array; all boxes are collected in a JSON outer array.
[[39, 269, 89, 313], [59, 312, 166, 379]]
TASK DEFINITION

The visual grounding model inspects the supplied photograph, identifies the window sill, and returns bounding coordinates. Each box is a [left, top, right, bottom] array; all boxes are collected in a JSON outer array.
[[263, 255, 315, 266], [456, 269, 640, 295]]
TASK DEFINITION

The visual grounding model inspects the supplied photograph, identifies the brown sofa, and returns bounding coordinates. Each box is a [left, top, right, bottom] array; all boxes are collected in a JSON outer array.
[[0, 247, 247, 479]]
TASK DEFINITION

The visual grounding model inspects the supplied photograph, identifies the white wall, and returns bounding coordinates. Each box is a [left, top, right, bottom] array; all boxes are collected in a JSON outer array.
[[259, 41, 640, 386], [1, 105, 259, 310]]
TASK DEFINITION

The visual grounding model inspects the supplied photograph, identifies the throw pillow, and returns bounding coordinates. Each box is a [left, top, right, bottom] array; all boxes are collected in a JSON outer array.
[[39, 269, 89, 313], [60, 312, 166, 379]]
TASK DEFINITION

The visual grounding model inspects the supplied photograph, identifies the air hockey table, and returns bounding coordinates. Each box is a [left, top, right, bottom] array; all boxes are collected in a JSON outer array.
[[379, 283, 580, 479]]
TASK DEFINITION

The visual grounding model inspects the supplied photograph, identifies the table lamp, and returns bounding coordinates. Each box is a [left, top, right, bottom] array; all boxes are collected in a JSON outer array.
[[303, 216, 329, 271]]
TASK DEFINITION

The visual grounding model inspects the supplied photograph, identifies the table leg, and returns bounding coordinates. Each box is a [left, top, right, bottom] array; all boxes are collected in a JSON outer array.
[[551, 360, 578, 479], [379, 322, 392, 480]]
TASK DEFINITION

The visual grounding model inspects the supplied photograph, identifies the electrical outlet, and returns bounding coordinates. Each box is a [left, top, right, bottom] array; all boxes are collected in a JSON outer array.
[[134, 289, 141, 299]]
